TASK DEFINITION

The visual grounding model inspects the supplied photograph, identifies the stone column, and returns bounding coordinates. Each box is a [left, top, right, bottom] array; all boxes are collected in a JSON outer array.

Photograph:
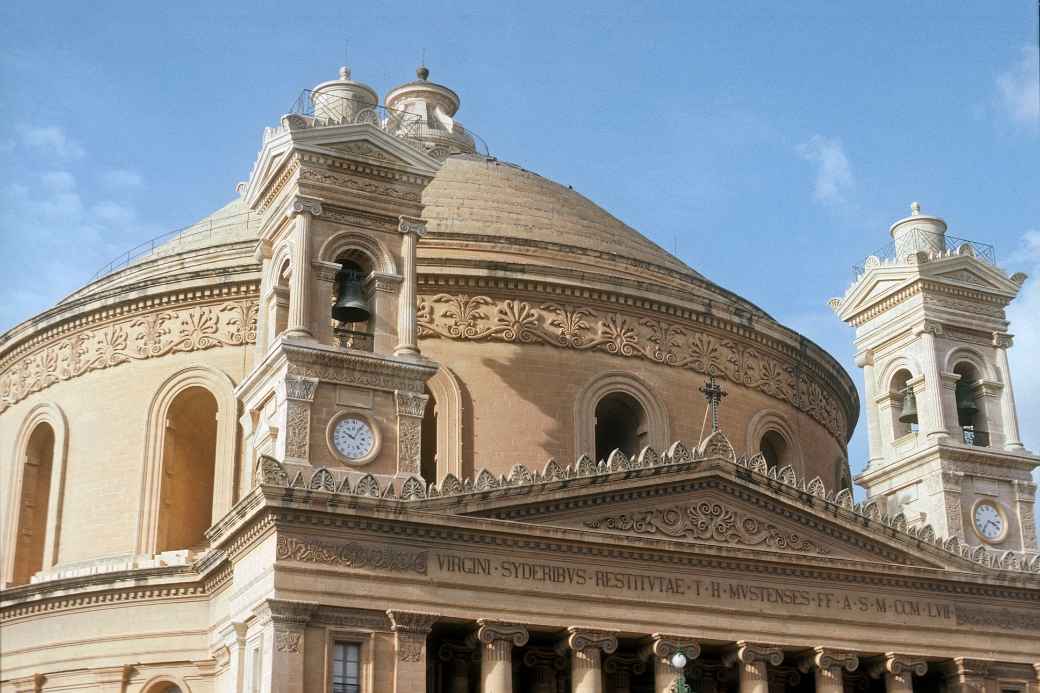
[[558, 628, 618, 693], [643, 633, 701, 693], [253, 599, 317, 693], [476, 620, 529, 693], [868, 654, 927, 693], [724, 641, 784, 693], [387, 609, 439, 693], [798, 648, 858, 693], [396, 215, 427, 358], [993, 333, 1025, 450], [915, 321, 948, 441], [605, 654, 647, 693], [254, 238, 273, 353], [856, 350, 884, 469], [285, 196, 322, 338], [944, 658, 992, 693], [439, 641, 477, 693]]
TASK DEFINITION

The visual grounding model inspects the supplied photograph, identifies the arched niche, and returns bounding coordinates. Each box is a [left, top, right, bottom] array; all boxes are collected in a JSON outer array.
[[137, 366, 238, 555], [3, 402, 69, 586], [574, 371, 669, 461], [318, 231, 397, 275], [745, 409, 803, 473], [422, 365, 464, 480]]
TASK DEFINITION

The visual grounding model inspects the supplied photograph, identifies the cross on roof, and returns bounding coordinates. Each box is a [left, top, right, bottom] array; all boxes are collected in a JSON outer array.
[[699, 371, 727, 433]]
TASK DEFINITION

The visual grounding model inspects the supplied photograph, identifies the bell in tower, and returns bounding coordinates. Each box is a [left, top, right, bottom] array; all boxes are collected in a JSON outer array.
[[331, 262, 371, 325], [955, 380, 979, 428], [898, 385, 918, 426]]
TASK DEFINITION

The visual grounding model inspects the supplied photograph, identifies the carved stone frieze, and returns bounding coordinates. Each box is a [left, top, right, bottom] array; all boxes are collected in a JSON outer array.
[[312, 607, 390, 631], [475, 619, 529, 646], [416, 292, 848, 440], [276, 535, 428, 574], [321, 205, 396, 232], [284, 400, 310, 460], [582, 501, 830, 555], [0, 299, 258, 413], [299, 167, 420, 202], [283, 343, 432, 393], [954, 604, 1040, 632]]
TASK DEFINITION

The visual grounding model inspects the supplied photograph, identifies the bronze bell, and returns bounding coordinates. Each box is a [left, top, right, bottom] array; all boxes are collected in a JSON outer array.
[[955, 380, 979, 427], [898, 386, 918, 425], [331, 264, 371, 324]]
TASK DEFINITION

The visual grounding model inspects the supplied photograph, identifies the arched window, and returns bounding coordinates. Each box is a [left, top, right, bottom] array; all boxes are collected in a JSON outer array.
[[889, 369, 916, 437], [420, 386, 438, 482], [11, 423, 55, 585], [759, 430, 787, 470], [595, 391, 647, 461], [953, 362, 987, 445], [156, 387, 219, 552]]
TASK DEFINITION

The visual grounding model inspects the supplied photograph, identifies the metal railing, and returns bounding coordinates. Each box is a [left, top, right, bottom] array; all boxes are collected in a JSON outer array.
[[90, 211, 256, 282], [962, 428, 990, 447], [284, 89, 490, 158], [852, 229, 995, 275]]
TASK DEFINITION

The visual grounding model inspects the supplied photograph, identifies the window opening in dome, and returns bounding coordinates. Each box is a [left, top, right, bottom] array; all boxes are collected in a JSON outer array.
[[156, 386, 218, 553], [12, 422, 55, 585], [759, 430, 788, 471], [420, 386, 438, 482], [594, 391, 647, 462]]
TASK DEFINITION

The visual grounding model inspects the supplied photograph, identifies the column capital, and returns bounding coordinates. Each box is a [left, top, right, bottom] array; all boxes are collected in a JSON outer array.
[[855, 349, 875, 368], [557, 627, 618, 656], [253, 599, 318, 627], [866, 654, 928, 678], [798, 647, 858, 674], [387, 609, 440, 634], [398, 215, 428, 237], [439, 640, 479, 663], [287, 195, 323, 218], [476, 619, 530, 647], [724, 641, 784, 667], [914, 320, 944, 337], [643, 633, 701, 663], [255, 238, 274, 262], [396, 390, 429, 418], [992, 332, 1014, 349]]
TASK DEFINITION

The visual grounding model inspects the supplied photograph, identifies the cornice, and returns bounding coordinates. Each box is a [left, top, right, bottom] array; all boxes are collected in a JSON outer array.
[[297, 150, 432, 187]]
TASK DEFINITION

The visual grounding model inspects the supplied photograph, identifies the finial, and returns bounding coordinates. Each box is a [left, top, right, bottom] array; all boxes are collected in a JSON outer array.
[[339, 65, 351, 80], [911, 201, 921, 216], [416, 65, 429, 81]]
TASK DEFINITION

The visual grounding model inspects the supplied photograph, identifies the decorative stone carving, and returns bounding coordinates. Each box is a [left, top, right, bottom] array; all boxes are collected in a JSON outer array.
[[399, 215, 428, 236], [395, 390, 429, 417], [276, 536, 428, 574], [724, 642, 785, 667], [699, 430, 737, 462], [275, 630, 302, 653], [992, 332, 1014, 349], [559, 627, 618, 656], [284, 400, 311, 460], [397, 417, 422, 475], [256, 455, 289, 486], [416, 293, 848, 440], [798, 647, 858, 673], [647, 633, 701, 663], [287, 195, 323, 217], [387, 609, 439, 662], [0, 298, 259, 413], [582, 502, 830, 555], [299, 167, 419, 202], [867, 655, 928, 679], [285, 375, 318, 401], [954, 605, 1040, 632], [476, 620, 530, 647]]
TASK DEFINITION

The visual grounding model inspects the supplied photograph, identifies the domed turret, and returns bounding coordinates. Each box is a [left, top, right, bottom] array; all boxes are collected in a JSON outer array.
[[310, 65, 379, 125], [889, 201, 948, 258], [385, 65, 477, 156]]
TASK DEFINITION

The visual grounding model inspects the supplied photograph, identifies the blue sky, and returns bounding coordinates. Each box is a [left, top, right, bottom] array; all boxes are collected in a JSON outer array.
[[1, 1, 1038, 491]]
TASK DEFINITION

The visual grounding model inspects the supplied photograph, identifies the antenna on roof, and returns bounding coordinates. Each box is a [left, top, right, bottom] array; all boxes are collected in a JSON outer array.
[[421, 47, 426, 67], [344, 38, 349, 67]]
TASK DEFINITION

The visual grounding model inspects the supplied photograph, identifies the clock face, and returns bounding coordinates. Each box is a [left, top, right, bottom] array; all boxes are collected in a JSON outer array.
[[332, 417, 375, 461], [973, 502, 1005, 541]]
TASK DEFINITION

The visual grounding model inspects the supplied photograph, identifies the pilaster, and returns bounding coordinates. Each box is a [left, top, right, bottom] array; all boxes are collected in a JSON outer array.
[[395, 390, 429, 477], [558, 628, 618, 693], [283, 374, 318, 464], [284, 196, 322, 338], [395, 215, 426, 358], [213, 621, 249, 693], [992, 333, 1024, 451], [476, 620, 529, 693], [857, 349, 884, 468], [387, 609, 439, 693], [253, 599, 317, 693]]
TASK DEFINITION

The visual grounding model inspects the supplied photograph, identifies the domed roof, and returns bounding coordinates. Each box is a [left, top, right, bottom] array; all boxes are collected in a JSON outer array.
[[420, 156, 699, 279]]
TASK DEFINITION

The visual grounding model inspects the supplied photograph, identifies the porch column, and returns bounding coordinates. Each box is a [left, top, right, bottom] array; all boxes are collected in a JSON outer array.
[[643, 633, 701, 693], [439, 641, 477, 693], [944, 658, 991, 693], [476, 619, 529, 693], [605, 654, 647, 693], [725, 641, 784, 693], [798, 648, 858, 693], [396, 216, 427, 357], [284, 196, 322, 338], [868, 654, 927, 693], [558, 628, 618, 693], [253, 599, 317, 693], [387, 609, 439, 693]]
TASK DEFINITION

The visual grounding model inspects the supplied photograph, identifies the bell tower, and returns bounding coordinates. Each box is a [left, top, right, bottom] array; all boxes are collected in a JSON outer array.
[[234, 65, 471, 492], [831, 203, 1037, 551]]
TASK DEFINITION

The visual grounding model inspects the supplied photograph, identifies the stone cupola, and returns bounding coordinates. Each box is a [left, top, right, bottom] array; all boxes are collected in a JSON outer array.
[[385, 66, 477, 156], [889, 201, 949, 259], [310, 65, 379, 125]]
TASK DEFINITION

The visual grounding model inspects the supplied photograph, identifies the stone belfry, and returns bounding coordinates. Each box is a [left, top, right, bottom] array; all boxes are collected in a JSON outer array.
[[831, 203, 1037, 551], [235, 65, 471, 491]]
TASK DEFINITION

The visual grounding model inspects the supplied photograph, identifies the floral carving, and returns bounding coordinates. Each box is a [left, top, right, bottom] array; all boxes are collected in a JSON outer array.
[[0, 299, 259, 413], [275, 630, 302, 653], [277, 536, 429, 574], [397, 418, 422, 475], [416, 293, 848, 440], [582, 501, 830, 555], [285, 401, 310, 460]]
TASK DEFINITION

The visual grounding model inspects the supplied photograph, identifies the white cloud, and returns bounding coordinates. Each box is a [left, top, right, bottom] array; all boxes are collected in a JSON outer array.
[[996, 46, 1039, 131], [101, 168, 144, 189], [17, 125, 85, 159], [796, 134, 854, 205]]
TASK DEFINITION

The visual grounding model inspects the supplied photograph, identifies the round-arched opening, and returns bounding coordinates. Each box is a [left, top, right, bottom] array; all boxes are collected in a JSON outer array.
[[953, 362, 986, 442], [331, 252, 375, 350], [12, 422, 55, 585], [420, 386, 438, 482], [594, 391, 647, 461], [156, 386, 218, 553], [759, 430, 787, 470], [889, 368, 917, 437]]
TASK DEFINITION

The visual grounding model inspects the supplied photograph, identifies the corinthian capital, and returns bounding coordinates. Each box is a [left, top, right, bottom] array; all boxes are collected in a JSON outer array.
[[724, 641, 784, 667], [799, 647, 859, 674], [287, 195, 323, 218], [475, 619, 529, 647]]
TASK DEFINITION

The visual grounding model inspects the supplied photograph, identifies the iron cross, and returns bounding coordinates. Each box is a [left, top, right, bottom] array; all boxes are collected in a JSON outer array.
[[699, 371, 727, 433]]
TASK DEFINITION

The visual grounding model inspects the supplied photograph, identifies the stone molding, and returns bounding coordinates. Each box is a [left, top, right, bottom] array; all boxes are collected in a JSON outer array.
[[299, 166, 421, 203], [253, 598, 318, 627], [866, 654, 928, 679], [282, 342, 435, 394], [10, 674, 45, 693], [297, 150, 432, 187], [387, 609, 439, 634], [724, 641, 784, 667], [558, 627, 618, 655], [475, 619, 530, 647], [417, 291, 849, 441], [798, 647, 859, 673]]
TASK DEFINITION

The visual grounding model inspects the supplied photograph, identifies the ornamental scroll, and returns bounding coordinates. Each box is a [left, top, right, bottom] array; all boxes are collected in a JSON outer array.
[[416, 293, 848, 440]]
